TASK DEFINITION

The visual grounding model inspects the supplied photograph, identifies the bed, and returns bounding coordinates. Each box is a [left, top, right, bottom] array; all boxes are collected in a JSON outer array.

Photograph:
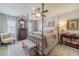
[[28, 27, 58, 55]]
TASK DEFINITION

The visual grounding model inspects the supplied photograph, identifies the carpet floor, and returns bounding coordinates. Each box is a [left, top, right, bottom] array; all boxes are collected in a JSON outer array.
[[49, 44, 79, 56], [0, 40, 79, 56], [0, 40, 27, 56]]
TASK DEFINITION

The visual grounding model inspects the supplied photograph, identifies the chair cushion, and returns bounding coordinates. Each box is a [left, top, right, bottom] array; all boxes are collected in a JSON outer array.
[[2, 38, 14, 43]]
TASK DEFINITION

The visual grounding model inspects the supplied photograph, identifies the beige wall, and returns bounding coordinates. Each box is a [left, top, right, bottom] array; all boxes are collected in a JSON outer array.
[[59, 9, 79, 34], [37, 16, 59, 32], [37, 9, 79, 34]]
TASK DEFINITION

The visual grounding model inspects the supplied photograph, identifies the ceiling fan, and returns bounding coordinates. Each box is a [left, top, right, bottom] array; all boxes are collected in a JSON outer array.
[[31, 8, 48, 18]]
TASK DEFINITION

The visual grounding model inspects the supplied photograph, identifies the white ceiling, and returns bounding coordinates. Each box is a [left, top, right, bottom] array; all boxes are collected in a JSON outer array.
[[0, 3, 41, 17], [0, 3, 79, 19], [45, 3, 79, 15]]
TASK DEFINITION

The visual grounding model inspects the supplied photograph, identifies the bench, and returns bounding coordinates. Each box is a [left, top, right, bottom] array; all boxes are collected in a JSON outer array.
[[22, 39, 37, 56]]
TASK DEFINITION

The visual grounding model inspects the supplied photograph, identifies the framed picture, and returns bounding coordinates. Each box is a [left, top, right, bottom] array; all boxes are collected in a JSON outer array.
[[48, 21, 54, 27], [77, 20, 79, 29], [68, 20, 77, 30]]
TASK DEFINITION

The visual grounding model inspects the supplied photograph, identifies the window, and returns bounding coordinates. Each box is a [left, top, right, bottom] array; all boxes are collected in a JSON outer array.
[[28, 22, 32, 32], [7, 20, 16, 37]]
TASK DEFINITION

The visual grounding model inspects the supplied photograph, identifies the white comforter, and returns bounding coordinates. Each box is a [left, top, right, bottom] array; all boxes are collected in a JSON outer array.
[[28, 31, 58, 55]]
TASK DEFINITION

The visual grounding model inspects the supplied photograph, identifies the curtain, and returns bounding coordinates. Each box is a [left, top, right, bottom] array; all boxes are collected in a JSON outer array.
[[0, 13, 7, 34]]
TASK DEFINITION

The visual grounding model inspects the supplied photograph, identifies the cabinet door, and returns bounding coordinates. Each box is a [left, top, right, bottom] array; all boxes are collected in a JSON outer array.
[[18, 28, 27, 40]]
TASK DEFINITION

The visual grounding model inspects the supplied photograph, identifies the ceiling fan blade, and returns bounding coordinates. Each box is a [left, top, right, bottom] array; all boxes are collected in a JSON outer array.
[[43, 10, 48, 13], [43, 15, 46, 17]]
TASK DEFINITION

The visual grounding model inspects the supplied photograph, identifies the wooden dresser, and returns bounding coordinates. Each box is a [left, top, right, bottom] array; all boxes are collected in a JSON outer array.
[[18, 18, 27, 40], [18, 28, 27, 40]]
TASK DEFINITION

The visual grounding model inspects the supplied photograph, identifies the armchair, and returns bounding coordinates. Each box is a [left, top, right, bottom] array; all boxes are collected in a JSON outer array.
[[0, 33, 15, 45]]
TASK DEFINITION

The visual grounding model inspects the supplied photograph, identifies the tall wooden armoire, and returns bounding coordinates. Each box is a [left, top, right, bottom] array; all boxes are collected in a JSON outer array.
[[18, 19, 27, 40]]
